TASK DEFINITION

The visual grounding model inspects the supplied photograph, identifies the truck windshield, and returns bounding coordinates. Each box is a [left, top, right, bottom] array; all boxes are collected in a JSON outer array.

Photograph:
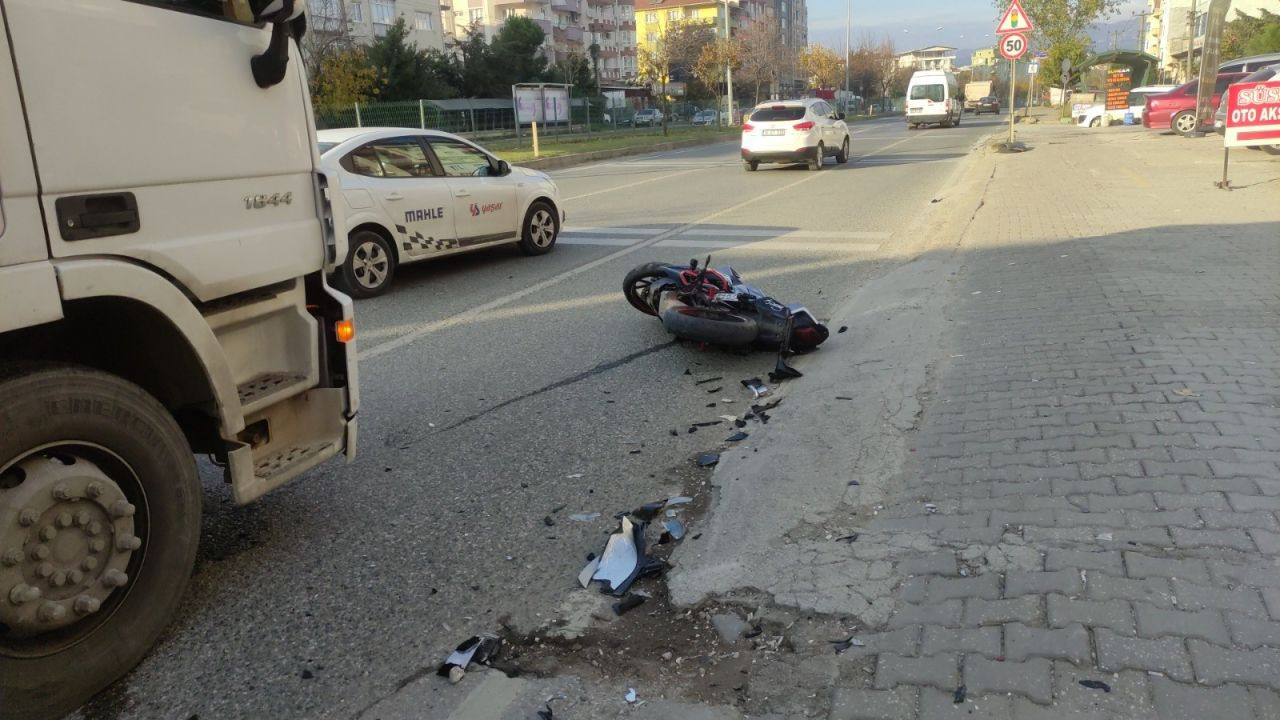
[[910, 85, 945, 102]]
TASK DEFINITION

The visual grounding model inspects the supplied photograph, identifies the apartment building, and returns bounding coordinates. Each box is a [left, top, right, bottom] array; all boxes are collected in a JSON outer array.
[[448, 0, 637, 80], [896, 45, 958, 71], [1148, 0, 1273, 81], [308, 0, 447, 50]]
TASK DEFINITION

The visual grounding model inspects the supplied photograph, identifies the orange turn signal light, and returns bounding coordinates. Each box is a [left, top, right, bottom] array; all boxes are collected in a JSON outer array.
[[335, 319, 355, 343]]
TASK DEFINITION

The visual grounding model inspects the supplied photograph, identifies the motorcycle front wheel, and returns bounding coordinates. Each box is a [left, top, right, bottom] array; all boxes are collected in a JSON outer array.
[[623, 263, 673, 316]]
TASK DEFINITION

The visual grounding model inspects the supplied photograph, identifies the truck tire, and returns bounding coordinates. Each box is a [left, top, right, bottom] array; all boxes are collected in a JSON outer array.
[[0, 364, 200, 720], [661, 305, 758, 347]]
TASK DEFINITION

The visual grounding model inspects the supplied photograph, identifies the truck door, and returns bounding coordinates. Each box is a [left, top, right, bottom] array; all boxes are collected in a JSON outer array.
[[4, 0, 323, 302]]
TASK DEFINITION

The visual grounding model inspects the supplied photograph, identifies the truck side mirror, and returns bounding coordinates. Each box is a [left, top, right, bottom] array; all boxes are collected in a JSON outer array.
[[250, 0, 306, 89]]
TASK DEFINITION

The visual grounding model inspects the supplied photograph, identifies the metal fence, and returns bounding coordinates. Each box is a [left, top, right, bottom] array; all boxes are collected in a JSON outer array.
[[314, 98, 653, 138]]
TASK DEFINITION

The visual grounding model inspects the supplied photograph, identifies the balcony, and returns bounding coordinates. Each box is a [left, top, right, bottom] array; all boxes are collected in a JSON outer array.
[[552, 25, 584, 43], [495, 0, 550, 5], [550, 0, 579, 9], [618, 19, 635, 29], [530, 17, 553, 33], [589, 20, 615, 32]]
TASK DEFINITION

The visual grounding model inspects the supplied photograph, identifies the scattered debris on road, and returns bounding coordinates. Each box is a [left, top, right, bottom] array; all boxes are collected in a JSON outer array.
[[741, 378, 769, 398], [697, 453, 720, 467], [726, 431, 748, 442], [569, 512, 601, 522], [612, 594, 646, 616], [953, 685, 966, 703], [625, 688, 638, 704], [1079, 680, 1111, 693], [536, 703, 554, 719], [437, 635, 501, 680], [695, 376, 723, 385]]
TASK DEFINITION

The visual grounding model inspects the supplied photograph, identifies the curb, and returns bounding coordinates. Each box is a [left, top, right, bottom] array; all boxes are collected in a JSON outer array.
[[519, 134, 737, 171]]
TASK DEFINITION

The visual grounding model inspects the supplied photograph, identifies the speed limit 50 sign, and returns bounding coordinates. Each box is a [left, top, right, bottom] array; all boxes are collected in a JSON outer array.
[[1000, 33, 1028, 60], [1225, 80, 1280, 147]]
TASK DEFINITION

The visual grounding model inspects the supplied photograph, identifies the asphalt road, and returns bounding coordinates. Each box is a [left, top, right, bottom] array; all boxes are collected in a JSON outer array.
[[73, 112, 1005, 719]]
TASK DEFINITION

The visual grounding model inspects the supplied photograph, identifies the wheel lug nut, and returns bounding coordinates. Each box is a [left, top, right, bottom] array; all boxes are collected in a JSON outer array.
[[50, 571, 67, 587], [73, 595, 101, 615], [115, 534, 142, 552], [102, 569, 129, 588], [30, 545, 50, 561], [52, 484, 72, 500], [74, 511, 91, 526], [37, 601, 66, 622], [18, 509, 39, 527], [109, 501, 135, 519], [86, 482, 104, 498], [1, 549, 21, 567], [35, 562, 54, 579], [9, 583, 41, 605], [82, 556, 99, 571], [86, 521, 103, 537], [89, 539, 106, 553], [56, 512, 74, 528], [68, 569, 84, 585], [39, 526, 58, 542]]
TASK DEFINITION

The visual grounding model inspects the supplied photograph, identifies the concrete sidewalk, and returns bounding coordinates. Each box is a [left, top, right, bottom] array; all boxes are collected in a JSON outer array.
[[671, 119, 1280, 718]]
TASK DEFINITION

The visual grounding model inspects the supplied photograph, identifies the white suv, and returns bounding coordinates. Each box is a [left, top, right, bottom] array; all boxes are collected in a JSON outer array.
[[741, 99, 851, 171]]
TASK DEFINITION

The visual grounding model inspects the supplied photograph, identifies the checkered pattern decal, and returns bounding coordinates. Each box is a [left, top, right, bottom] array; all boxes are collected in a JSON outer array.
[[395, 224, 457, 254]]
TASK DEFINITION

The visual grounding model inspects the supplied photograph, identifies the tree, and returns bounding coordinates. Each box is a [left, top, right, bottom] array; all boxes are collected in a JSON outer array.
[[490, 17, 549, 93], [847, 35, 884, 105], [455, 27, 496, 97], [873, 37, 900, 102], [312, 48, 381, 111], [638, 20, 713, 133], [798, 45, 844, 90], [366, 18, 436, 100], [1244, 18, 1280, 56], [737, 18, 793, 103], [694, 39, 742, 110], [1223, 9, 1280, 59]]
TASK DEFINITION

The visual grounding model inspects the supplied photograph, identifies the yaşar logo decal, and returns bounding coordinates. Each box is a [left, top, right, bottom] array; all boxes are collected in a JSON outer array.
[[469, 202, 503, 217]]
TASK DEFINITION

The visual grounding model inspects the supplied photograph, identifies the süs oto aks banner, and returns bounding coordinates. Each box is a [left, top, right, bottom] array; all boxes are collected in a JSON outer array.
[[1224, 81, 1280, 148]]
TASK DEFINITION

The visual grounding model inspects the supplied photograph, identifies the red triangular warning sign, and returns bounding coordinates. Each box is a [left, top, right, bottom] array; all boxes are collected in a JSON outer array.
[[996, 0, 1033, 34]]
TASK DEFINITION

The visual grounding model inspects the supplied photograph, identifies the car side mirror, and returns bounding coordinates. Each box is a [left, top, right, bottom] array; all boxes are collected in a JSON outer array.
[[496, 159, 511, 176], [250, 0, 305, 89], [837, 112, 846, 120]]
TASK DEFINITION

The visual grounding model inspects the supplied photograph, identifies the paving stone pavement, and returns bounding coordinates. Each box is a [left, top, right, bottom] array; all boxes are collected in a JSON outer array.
[[835, 120, 1280, 718]]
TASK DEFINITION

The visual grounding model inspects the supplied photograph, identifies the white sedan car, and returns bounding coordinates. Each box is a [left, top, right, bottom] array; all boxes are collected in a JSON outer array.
[[741, 98, 850, 171], [318, 128, 563, 298]]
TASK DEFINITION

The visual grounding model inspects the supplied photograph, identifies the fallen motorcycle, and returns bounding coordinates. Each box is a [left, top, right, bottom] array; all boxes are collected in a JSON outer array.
[[623, 258, 829, 376]]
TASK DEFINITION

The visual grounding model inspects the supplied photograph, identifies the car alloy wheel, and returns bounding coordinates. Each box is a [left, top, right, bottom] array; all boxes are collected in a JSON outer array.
[[519, 201, 559, 256], [1173, 111, 1198, 136], [351, 238, 390, 291]]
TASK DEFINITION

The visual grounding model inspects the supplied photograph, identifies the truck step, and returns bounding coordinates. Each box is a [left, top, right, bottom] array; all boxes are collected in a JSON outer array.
[[253, 442, 332, 482], [237, 372, 309, 414]]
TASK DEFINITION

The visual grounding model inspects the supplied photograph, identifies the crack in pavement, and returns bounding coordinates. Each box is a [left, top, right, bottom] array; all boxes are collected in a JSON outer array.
[[387, 340, 679, 448]]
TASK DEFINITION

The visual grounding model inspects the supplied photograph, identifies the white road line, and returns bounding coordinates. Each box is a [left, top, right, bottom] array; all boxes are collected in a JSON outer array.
[[360, 170, 827, 362], [680, 229, 890, 240], [562, 227, 665, 236], [557, 237, 640, 246], [655, 239, 881, 252]]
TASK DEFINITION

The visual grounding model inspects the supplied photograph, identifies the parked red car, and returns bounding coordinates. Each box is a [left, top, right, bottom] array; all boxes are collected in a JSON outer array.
[[1144, 72, 1248, 136]]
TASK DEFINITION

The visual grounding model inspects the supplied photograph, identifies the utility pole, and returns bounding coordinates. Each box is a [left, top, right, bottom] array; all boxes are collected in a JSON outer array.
[[1185, 0, 1197, 82], [844, 0, 851, 98], [723, 0, 735, 125]]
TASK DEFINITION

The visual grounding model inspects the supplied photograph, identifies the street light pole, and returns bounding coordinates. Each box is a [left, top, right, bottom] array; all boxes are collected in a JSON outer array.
[[723, 0, 735, 125], [844, 0, 850, 97]]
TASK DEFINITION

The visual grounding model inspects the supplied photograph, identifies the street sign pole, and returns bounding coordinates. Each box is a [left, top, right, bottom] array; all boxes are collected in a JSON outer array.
[[1009, 58, 1017, 144]]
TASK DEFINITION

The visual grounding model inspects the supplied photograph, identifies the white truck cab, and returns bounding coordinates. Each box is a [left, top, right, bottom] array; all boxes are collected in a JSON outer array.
[[0, 2, 357, 716]]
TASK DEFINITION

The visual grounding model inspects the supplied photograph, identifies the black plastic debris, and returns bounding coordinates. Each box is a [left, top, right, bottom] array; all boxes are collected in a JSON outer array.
[[734, 418, 747, 428], [743, 626, 763, 639], [695, 376, 723, 385], [301, 669, 314, 679], [612, 594, 646, 616], [953, 685, 966, 703], [536, 704, 554, 720], [629, 449, 642, 455], [741, 378, 769, 398], [437, 635, 501, 677], [830, 636, 865, 654], [629, 500, 668, 523], [706, 387, 724, 394], [706, 402, 717, 408], [684, 369, 692, 375], [693, 420, 722, 427], [1079, 680, 1111, 693], [838, 326, 848, 334], [835, 396, 853, 400], [835, 534, 859, 543], [543, 515, 556, 527], [726, 431, 748, 442], [697, 453, 720, 467], [768, 359, 803, 384], [848, 480, 861, 486]]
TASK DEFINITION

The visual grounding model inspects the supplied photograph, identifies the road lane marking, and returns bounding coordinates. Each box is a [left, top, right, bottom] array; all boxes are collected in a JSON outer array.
[[557, 237, 640, 246], [680, 229, 890, 239], [655, 239, 881, 252], [360, 132, 927, 361], [562, 227, 666, 235]]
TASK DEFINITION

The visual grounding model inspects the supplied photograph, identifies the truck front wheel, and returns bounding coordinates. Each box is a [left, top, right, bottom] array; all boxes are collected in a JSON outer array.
[[0, 364, 201, 720]]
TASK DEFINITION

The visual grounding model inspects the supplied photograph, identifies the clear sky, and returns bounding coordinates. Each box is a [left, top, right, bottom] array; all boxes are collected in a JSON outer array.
[[806, 0, 1150, 58]]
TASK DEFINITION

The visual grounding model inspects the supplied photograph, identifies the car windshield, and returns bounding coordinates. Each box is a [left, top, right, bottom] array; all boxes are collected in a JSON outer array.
[[1241, 65, 1279, 82], [910, 84, 945, 101], [750, 106, 805, 121]]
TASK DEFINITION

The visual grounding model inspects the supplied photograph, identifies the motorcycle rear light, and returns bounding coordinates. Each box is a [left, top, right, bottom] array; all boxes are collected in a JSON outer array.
[[742, 123, 755, 131], [793, 121, 815, 130]]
